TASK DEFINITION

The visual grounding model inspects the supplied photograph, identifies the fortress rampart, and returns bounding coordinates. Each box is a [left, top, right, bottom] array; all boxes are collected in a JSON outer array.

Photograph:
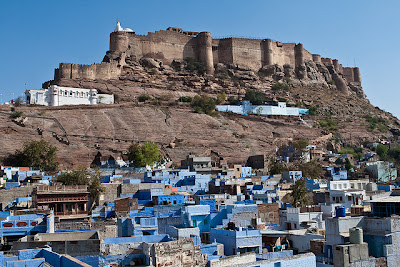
[[54, 62, 121, 81], [54, 25, 361, 86]]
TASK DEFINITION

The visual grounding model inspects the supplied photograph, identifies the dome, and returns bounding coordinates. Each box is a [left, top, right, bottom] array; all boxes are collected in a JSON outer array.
[[123, 28, 134, 32], [114, 21, 123, 32]]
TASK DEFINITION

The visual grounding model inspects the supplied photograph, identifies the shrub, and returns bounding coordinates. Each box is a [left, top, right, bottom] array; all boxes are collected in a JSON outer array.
[[308, 106, 317, 116], [138, 94, 151, 102], [215, 69, 231, 80], [365, 115, 387, 132], [228, 96, 240, 105], [191, 95, 216, 115], [271, 82, 290, 91], [178, 96, 192, 103], [244, 90, 266, 105], [319, 119, 338, 132], [216, 92, 226, 104], [10, 111, 23, 118], [293, 139, 309, 150], [184, 57, 207, 75], [339, 146, 363, 160], [171, 60, 181, 71]]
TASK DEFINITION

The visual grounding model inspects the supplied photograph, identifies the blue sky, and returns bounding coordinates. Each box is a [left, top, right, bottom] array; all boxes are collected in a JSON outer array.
[[0, 1, 399, 117]]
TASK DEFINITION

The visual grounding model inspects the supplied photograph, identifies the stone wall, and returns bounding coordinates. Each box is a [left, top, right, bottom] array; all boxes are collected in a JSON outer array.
[[55, 62, 121, 81], [258, 203, 279, 225], [209, 252, 256, 267], [143, 238, 208, 267], [0, 185, 34, 209]]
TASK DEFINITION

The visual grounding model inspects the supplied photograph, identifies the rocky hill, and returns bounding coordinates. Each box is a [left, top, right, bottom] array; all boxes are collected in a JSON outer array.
[[2, 56, 400, 169]]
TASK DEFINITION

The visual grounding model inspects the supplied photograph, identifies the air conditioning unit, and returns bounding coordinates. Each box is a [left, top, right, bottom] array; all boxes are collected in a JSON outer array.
[[384, 244, 393, 256]]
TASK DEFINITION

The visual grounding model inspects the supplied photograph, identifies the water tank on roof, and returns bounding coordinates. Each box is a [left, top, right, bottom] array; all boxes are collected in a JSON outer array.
[[335, 206, 346, 217], [349, 227, 363, 244]]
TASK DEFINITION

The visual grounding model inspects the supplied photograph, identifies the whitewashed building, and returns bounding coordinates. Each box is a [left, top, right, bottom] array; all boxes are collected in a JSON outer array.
[[26, 85, 114, 106], [216, 101, 309, 116]]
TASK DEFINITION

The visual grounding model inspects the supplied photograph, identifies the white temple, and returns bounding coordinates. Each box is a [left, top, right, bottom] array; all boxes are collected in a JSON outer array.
[[114, 21, 133, 33], [26, 85, 114, 106]]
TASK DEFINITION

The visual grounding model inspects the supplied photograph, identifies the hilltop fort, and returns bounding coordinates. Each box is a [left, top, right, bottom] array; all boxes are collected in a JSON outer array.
[[53, 22, 361, 96], [3, 22, 399, 169]]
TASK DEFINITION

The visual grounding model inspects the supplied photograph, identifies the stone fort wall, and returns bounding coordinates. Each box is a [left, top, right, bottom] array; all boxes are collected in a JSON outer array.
[[54, 61, 121, 81], [55, 27, 361, 84]]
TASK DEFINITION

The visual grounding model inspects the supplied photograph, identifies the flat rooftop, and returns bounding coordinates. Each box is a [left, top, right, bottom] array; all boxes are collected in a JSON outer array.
[[370, 196, 400, 203]]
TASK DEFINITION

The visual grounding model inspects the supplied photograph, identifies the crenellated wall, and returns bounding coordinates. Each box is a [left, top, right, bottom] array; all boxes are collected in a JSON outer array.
[[55, 26, 361, 87], [55, 62, 121, 81]]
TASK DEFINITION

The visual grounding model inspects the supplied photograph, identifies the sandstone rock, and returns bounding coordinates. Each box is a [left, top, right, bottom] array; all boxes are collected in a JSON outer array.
[[283, 64, 296, 78], [332, 73, 349, 95], [296, 64, 307, 79], [140, 58, 161, 69], [259, 65, 276, 76], [273, 72, 285, 81], [215, 63, 227, 72]]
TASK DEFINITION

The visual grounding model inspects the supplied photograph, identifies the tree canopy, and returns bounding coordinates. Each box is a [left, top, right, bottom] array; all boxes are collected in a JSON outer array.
[[298, 161, 322, 179], [290, 178, 309, 208], [127, 141, 161, 167], [244, 90, 266, 105], [56, 167, 104, 204], [191, 95, 216, 115], [3, 139, 58, 171]]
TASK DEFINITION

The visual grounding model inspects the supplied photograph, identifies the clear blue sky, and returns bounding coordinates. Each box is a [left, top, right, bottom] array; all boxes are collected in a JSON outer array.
[[0, 1, 399, 117]]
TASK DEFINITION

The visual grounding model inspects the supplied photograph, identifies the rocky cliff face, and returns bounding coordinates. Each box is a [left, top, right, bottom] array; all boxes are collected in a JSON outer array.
[[3, 59, 400, 168]]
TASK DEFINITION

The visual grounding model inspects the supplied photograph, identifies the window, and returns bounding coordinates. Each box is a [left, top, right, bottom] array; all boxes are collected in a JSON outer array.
[[339, 197, 343, 201], [348, 196, 352, 201]]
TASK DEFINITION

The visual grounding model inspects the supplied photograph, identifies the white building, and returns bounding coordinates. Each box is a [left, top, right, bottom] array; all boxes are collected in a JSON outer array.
[[284, 207, 324, 230], [26, 85, 114, 106], [216, 101, 309, 116]]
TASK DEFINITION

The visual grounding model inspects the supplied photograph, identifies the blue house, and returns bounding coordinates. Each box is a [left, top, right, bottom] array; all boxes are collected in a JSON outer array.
[[117, 217, 158, 237], [210, 228, 262, 256], [152, 195, 185, 205], [0, 213, 54, 239], [182, 205, 211, 232]]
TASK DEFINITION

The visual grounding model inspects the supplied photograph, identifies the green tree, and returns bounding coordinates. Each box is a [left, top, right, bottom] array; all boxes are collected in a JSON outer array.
[[216, 92, 227, 104], [269, 160, 288, 175], [244, 90, 266, 105], [127, 141, 161, 167], [376, 143, 389, 161], [290, 178, 309, 208], [345, 158, 353, 171], [271, 82, 290, 91], [184, 57, 207, 75], [299, 161, 322, 179], [3, 139, 58, 171], [293, 139, 309, 151], [191, 95, 216, 115], [56, 167, 104, 211]]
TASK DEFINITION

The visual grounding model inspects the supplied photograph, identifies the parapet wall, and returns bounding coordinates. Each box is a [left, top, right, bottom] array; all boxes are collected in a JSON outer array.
[[55, 62, 121, 81]]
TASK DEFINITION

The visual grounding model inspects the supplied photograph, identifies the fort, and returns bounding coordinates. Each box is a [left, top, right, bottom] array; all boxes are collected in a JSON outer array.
[[54, 22, 361, 94]]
